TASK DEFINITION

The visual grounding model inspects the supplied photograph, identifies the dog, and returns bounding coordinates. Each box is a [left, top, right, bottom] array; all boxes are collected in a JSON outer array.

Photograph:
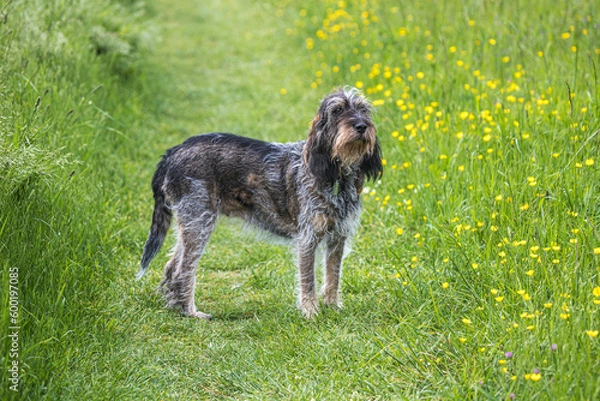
[[137, 88, 382, 319]]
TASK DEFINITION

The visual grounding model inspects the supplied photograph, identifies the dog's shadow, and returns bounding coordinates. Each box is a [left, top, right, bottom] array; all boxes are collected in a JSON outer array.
[[136, 265, 294, 323]]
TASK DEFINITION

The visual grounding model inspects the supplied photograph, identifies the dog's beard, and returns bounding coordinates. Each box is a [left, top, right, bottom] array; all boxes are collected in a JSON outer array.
[[332, 124, 376, 167]]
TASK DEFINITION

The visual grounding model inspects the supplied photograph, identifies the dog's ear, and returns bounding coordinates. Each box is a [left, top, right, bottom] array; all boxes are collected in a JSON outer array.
[[360, 139, 383, 182], [305, 115, 338, 186]]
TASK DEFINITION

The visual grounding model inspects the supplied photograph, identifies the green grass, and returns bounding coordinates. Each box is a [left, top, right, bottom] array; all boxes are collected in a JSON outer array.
[[1, 0, 599, 399]]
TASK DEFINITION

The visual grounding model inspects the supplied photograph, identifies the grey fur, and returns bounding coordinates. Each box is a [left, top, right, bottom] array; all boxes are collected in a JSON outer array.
[[138, 88, 382, 319]]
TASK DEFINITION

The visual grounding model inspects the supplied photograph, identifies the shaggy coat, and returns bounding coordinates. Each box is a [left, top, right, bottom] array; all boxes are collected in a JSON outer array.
[[139, 88, 382, 319]]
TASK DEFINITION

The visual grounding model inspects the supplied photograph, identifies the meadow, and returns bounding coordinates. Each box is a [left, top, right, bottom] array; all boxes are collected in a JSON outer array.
[[1, 0, 599, 399]]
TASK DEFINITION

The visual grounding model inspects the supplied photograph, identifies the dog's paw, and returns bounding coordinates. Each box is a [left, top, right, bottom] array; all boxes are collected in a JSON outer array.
[[299, 298, 319, 319], [181, 304, 213, 320], [323, 295, 343, 311], [190, 311, 213, 320], [321, 287, 342, 310]]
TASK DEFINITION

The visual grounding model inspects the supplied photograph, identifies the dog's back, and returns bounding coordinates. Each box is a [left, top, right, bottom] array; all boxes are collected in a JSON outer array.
[[138, 133, 304, 279]]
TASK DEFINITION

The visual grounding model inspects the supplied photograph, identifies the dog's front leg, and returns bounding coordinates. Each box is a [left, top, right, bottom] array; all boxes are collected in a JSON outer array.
[[323, 235, 345, 309], [297, 232, 322, 319]]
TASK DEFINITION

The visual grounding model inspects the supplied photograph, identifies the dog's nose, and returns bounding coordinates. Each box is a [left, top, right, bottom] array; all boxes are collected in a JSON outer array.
[[355, 123, 367, 135]]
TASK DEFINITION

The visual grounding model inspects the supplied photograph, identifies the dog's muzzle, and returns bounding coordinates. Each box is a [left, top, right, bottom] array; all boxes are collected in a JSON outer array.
[[354, 122, 368, 135]]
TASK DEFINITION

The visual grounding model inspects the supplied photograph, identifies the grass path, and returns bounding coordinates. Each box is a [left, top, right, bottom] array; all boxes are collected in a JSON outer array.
[[147, 0, 314, 141], [62, 1, 392, 399]]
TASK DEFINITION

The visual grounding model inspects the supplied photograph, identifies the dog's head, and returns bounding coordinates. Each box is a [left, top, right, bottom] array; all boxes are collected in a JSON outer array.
[[304, 88, 382, 186]]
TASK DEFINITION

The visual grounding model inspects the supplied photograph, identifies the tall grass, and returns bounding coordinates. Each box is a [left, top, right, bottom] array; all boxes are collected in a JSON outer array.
[[292, 0, 600, 398], [0, 0, 156, 399]]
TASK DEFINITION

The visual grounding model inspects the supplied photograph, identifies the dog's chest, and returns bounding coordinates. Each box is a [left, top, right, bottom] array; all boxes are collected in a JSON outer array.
[[301, 178, 361, 236], [329, 180, 360, 218]]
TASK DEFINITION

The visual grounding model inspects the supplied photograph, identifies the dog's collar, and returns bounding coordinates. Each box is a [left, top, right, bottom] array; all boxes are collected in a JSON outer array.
[[333, 180, 340, 196], [332, 162, 354, 196]]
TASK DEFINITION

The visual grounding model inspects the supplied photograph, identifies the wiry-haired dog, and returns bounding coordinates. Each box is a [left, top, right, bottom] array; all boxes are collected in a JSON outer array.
[[138, 88, 382, 319]]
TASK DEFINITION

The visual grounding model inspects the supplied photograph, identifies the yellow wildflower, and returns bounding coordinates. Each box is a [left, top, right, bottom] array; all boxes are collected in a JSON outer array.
[[585, 330, 598, 338], [530, 373, 542, 382]]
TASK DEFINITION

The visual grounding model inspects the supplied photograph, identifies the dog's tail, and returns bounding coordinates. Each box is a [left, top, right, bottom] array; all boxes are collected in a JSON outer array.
[[137, 158, 172, 280]]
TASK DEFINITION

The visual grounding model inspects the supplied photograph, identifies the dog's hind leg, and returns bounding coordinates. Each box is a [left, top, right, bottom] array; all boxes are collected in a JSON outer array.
[[162, 192, 216, 319]]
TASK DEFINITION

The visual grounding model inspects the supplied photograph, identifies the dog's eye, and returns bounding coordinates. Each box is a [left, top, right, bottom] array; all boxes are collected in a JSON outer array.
[[332, 106, 343, 115]]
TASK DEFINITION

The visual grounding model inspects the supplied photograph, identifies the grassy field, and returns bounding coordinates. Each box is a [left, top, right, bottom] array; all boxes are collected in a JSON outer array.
[[1, 0, 599, 399]]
